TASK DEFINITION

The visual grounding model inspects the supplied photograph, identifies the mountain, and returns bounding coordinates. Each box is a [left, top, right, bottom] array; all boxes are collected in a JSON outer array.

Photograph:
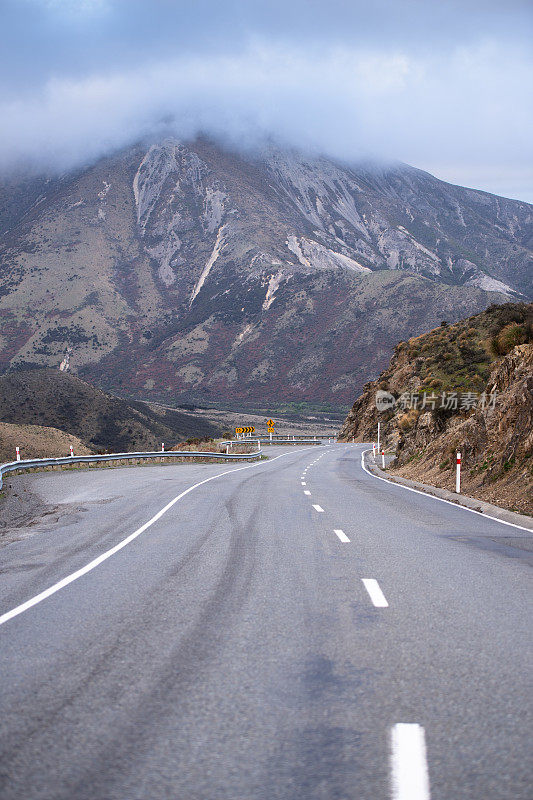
[[339, 302, 533, 514], [0, 138, 531, 409], [0, 370, 220, 453]]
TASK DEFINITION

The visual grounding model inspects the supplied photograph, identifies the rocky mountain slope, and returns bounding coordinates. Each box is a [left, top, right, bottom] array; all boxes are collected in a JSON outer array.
[[0, 138, 531, 408], [339, 303, 533, 513], [0, 370, 219, 453]]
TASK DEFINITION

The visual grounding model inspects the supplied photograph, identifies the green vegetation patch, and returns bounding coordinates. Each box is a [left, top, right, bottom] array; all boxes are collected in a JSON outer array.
[[405, 303, 532, 392]]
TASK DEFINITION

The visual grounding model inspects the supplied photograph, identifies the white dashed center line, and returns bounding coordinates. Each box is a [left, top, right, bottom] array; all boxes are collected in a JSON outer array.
[[334, 529, 350, 543], [301, 481, 306, 486], [304, 490, 311, 495], [312, 504, 324, 512], [362, 579, 388, 607], [390, 723, 431, 800]]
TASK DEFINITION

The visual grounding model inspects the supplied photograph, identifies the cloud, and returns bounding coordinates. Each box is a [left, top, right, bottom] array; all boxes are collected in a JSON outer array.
[[0, 1, 532, 201], [40, 0, 108, 11]]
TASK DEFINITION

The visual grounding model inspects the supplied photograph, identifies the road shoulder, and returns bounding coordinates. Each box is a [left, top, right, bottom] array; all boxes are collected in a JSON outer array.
[[364, 452, 533, 532]]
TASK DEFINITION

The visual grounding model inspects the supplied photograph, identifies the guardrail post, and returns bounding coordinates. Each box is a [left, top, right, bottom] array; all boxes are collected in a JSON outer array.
[[456, 452, 461, 493]]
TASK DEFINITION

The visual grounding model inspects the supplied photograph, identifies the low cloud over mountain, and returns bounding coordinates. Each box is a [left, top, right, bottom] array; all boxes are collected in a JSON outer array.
[[1, 0, 532, 201]]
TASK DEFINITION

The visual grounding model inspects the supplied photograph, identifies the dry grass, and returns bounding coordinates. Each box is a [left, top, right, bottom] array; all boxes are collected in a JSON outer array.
[[0, 421, 91, 464]]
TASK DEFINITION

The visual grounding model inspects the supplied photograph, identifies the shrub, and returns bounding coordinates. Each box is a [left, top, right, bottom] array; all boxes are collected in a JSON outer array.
[[491, 323, 528, 356], [398, 410, 418, 432]]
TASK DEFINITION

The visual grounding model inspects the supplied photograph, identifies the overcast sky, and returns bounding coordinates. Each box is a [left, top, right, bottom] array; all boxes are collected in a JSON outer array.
[[1, 0, 532, 202]]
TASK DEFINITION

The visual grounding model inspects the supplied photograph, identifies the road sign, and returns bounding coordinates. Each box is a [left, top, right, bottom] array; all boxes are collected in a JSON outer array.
[[235, 426, 255, 434], [267, 419, 275, 427]]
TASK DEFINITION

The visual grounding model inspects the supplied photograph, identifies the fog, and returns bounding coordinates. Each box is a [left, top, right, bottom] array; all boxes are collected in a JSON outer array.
[[1, 0, 532, 201]]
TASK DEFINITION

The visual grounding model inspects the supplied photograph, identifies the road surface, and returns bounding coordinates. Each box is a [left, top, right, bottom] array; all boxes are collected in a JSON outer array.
[[0, 444, 531, 799]]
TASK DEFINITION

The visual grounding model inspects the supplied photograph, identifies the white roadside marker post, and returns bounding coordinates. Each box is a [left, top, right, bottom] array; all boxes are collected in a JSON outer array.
[[373, 443, 376, 459], [456, 451, 461, 493], [16, 446, 20, 462], [161, 443, 165, 452], [70, 445, 74, 457], [377, 422, 381, 454], [382, 449, 385, 469]]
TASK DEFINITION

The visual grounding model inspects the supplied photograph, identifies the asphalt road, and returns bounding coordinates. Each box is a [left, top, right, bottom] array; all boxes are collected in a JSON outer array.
[[0, 444, 531, 800]]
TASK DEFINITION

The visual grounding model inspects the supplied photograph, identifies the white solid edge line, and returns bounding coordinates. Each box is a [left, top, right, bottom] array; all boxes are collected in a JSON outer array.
[[362, 578, 389, 607], [312, 504, 324, 512], [360, 449, 532, 533], [0, 448, 311, 628], [334, 529, 350, 543], [391, 723, 431, 800]]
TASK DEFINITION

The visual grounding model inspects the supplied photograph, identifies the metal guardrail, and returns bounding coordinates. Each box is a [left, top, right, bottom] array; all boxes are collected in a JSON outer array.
[[0, 436, 336, 490], [224, 438, 326, 447], [262, 439, 324, 445], [233, 436, 333, 445], [0, 448, 262, 491], [236, 435, 335, 441]]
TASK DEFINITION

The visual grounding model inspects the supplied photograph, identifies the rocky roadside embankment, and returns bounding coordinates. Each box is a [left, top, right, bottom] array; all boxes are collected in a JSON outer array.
[[340, 303, 532, 514]]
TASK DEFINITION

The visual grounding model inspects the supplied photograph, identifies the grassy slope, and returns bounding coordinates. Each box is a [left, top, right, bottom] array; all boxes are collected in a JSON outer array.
[[394, 302, 533, 394], [0, 421, 91, 464]]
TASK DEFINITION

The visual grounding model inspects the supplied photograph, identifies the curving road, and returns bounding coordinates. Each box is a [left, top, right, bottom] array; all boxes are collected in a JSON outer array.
[[0, 444, 531, 799]]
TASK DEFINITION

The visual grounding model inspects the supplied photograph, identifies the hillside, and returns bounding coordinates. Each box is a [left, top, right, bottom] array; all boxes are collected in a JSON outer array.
[[339, 303, 533, 513], [0, 138, 531, 408], [0, 421, 91, 464], [0, 370, 220, 453]]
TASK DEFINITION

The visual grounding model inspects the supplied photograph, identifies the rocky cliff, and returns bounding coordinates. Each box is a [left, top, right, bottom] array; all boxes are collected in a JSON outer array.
[[1, 138, 531, 408], [339, 303, 533, 513]]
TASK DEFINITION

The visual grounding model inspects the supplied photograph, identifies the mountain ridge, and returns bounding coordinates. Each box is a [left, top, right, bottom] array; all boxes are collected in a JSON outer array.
[[0, 137, 530, 408]]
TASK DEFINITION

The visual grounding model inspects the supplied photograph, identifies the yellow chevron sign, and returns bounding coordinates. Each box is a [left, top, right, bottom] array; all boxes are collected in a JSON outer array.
[[236, 426, 255, 434]]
